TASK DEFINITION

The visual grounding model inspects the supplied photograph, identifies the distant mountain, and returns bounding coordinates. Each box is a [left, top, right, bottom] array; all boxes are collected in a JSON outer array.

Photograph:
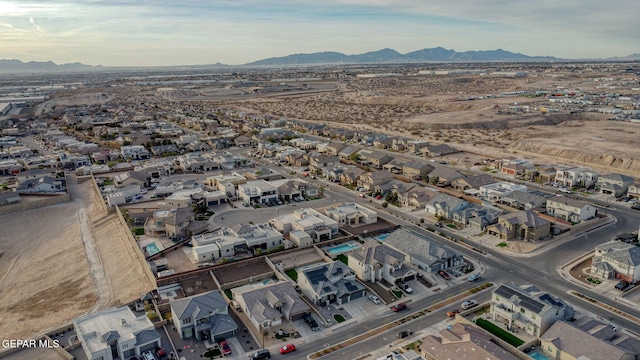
[[245, 47, 560, 66], [605, 53, 640, 61], [0, 59, 101, 72]]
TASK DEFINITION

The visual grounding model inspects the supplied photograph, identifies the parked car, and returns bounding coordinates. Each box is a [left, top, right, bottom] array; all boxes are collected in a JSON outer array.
[[368, 295, 381, 304], [141, 351, 157, 360], [250, 349, 271, 359], [218, 340, 231, 356], [468, 273, 481, 282], [437, 270, 451, 280], [631, 205, 640, 211], [447, 309, 460, 317], [391, 303, 407, 312], [396, 329, 411, 338], [400, 282, 413, 293], [155, 347, 166, 358], [615, 280, 630, 291], [279, 344, 296, 354], [461, 300, 478, 310], [303, 314, 319, 331]]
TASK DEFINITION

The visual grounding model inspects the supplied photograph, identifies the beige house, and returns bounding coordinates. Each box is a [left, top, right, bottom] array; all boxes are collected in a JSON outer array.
[[485, 210, 550, 241], [357, 170, 394, 191], [591, 241, 640, 283], [348, 243, 415, 284], [420, 323, 520, 360], [324, 202, 377, 226]]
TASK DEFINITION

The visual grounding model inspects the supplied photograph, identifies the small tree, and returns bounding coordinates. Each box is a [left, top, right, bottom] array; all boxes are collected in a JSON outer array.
[[430, 176, 440, 186], [350, 153, 361, 162], [381, 201, 388, 208]]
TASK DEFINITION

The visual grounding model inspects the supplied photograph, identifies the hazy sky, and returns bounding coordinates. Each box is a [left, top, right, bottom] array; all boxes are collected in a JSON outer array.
[[1, 0, 638, 66]]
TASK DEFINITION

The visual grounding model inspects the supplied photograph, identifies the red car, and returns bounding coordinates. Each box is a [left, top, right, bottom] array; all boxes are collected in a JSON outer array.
[[391, 303, 407, 312], [447, 309, 460, 317], [218, 340, 231, 356], [280, 344, 296, 354], [438, 270, 451, 280]]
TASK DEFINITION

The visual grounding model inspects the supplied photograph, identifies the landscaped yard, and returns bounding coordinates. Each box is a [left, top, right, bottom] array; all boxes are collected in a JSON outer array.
[[391, 289, 404, 298], [497, 242, 508, 247], [203, 348, 221, 359], [334, 314, 345, 323], [336, 254, 348, 265], [285, 269, 298, 282], [475, 318, 524, 347]]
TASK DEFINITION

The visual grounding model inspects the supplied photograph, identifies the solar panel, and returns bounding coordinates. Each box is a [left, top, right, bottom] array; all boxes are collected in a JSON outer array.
[[344, 281, 358, 292], [307, 268, 328, 285], [495, 284, 545, 314]]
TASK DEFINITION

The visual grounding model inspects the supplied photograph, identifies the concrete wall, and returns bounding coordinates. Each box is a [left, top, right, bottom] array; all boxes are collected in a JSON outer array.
[[114, 205, 158, 289]]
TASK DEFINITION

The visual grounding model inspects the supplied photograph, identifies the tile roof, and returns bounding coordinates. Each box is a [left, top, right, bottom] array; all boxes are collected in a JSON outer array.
[[541, 320, 629, 360]]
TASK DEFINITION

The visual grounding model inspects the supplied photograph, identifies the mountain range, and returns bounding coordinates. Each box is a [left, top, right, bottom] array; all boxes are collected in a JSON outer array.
[[2, 47, 639, 71]]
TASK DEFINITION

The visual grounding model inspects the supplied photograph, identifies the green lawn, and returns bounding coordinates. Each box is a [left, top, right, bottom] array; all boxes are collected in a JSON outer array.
[[224, 289, 233, 300], [203, 348, 221, 359], [392, 289, 404, 298], [475, 318, 524, 347], [285, 269, 298, 282], [497, 242, 508, 247], [336, 254, 348, 265], [134, 228, 145, 235], [334, 314, 345, 323]]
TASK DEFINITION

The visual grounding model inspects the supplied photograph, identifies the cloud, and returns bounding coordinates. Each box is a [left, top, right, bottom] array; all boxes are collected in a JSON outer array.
[[29, 16, 46, 33]]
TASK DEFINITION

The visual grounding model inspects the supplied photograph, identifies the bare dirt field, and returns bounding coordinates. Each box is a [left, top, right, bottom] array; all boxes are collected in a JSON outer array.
[[0, 177, 154, 339], [227, 73, 640, 175]]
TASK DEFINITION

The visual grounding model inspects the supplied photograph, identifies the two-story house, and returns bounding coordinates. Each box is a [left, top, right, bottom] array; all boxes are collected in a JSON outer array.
[[555, 167, 599, 188], [425, 193, 469, 220], [402, 161, 435, 180], [597, 173, 635, 198], [298, 261, 366, 306], [383, 228, 464, 272], [238, 179, 278, 205], [74, 306, 162, 360], [485, 210, 551, 241], [170, 290, 237, 341], [546, 196, 597, 223], [348, 243, 415, 284], [232, 280, 310, 331], [591, 241, 640, 283], [357, 170, 394, 191], [490, 283, 574, 337], [324, 202, 377, 227]]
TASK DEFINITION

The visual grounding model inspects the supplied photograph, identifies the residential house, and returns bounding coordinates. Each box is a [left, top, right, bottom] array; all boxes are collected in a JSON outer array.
[[540, 317, 640, 360], [114, 171, 150, 188], [16, 176, 65, 194], [324, 202, 377, 226], [121, 145, 150, 160], [383, 228, 464, 272], [420, 323, 520, 360], [270, 208, 338, 242], [627, 184, 640, 200], [0, 158, 22, 175], [150, 144, 180, 156], [490, 283, 574, 337], [555, 167, 599, 188], [348, 243, 415, 284], [146, 207, 197, 240], [406, 140, 430, 155], [597, 173, 635, 198], [0, 191, 21, 206], [238, 179, 278, 205], [372, 137, 393, 149], [382, 158, 409, 174], [479, 182, 528, 202], [357, 170, 394, 191], [170, 290, 237, 341], [74, 306, 162, 360], [500, 190, 548, 210], [339, 167, 366, 187], [425, 193, 469, 220], [402, 161, 435, 180], [397, 186, 438, 209], [501, 163, 527, 177], [485, 210, 551, 241], [451, 174, 497, 191], [546, 196, 597, 223], [366, 151, 393, 169], [421, 144, 460, 158], [451, 204, 503, 230], [591, 241, 640, 283], [298, 261, 367, 306], [324, 141, 346, 156], [191, 224, 282, 262], [308, 154, 339, 176], [271, 178, 317, 202], [337, 145, 360, 162], [426, 166, 464, 186], [391, 137, 409, 152], [232, 280, 310, 331]]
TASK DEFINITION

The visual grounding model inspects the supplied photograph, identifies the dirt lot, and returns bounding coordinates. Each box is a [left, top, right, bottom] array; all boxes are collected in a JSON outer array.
[[0, 177, 154, 339]]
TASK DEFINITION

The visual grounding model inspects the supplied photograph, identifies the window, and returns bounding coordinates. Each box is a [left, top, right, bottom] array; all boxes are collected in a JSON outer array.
[[531, 314, 536, 319], [520, 308, 526, 314], [183, 317, 192, 324]]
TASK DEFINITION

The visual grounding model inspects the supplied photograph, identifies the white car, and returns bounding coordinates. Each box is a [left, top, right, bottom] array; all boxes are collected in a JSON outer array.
[[461, 300, 478, 310], [368, 295, 381, 304], [468, 273, 481, 282]]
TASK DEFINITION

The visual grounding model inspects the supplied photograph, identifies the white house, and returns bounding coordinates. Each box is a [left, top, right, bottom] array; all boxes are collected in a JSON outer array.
[[270, 208, 339, 242], [479, 182, 528, 201], [555, 167, 599, 188], [238, 179, 278, 205], [324, 202, 378, 226], [546, 195, 597, 223], [74, 306, 162, 360]]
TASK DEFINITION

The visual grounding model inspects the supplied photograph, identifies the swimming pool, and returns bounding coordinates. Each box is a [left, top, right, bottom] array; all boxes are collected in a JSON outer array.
[[146, 242, 161, 255], [375, 234, 389, 241], [528, 351, 550, 360], [325, 241, 361, 255]]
